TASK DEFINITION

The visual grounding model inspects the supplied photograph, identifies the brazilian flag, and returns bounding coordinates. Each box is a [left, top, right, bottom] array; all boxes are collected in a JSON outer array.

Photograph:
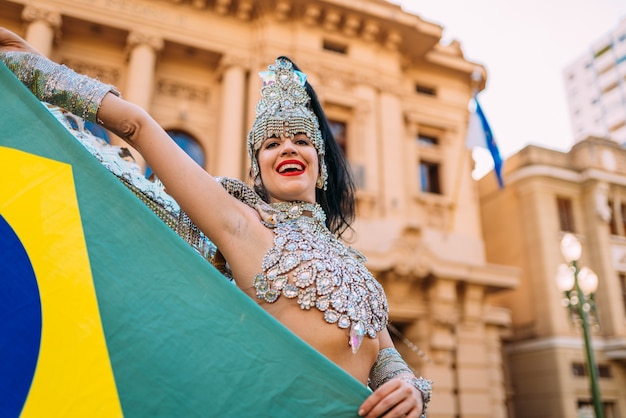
[[0, 63, 369, 417]]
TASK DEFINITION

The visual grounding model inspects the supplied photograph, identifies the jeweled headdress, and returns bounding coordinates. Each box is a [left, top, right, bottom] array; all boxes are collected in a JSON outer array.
[[247, 58, 327, 190]]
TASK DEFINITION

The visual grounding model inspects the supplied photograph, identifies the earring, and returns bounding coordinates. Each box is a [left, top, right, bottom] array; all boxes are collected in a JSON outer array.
[[254, 175, 263, 188], [316, 177, 324, 189]]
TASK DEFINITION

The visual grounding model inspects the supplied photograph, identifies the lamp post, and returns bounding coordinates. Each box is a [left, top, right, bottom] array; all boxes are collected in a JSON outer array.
[[556, 233, 604, 418]]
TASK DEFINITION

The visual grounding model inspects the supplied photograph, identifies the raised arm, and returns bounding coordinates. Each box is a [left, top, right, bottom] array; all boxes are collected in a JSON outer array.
[[0, 27, 258, 256]]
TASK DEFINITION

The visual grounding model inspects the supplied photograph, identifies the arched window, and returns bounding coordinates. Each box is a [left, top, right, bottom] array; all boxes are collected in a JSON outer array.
[[146, 130, 205, 179]]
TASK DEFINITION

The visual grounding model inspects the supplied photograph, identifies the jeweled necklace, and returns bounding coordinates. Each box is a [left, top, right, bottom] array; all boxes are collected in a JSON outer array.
[[251, 200, 389, 354]]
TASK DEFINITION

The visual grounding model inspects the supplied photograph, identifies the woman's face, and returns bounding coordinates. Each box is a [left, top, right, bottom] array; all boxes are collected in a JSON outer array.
[[257, 132, 319, 204]]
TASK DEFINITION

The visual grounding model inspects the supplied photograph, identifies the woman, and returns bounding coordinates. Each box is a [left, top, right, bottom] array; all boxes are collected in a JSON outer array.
[[0, 27, 430, 417]]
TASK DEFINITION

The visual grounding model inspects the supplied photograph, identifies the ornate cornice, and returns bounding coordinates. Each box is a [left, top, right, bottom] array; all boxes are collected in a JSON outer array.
[[217, 54, 249, 75], [22, 5, 62, 28], [127, 31, 164, 52]]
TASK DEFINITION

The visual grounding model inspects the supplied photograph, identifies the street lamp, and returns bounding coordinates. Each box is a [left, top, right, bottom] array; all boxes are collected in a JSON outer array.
[[556, 233, 604, 418]]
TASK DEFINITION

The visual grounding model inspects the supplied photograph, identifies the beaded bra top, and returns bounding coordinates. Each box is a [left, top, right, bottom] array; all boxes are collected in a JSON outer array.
[[216, 177, 389, 353]]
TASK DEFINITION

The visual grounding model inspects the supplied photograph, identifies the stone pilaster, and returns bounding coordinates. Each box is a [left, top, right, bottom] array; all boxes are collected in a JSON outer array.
[[216, 55, 248, 178], [378, 90, 406, 219], [22, 5, 61, 57]]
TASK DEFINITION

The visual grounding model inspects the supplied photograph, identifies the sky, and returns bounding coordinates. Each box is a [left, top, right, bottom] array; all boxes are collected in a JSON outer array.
[[395, 0, 626, 178]]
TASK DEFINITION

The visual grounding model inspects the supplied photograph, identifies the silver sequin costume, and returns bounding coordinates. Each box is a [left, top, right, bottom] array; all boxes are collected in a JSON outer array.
[[216, 177, 389, 353]]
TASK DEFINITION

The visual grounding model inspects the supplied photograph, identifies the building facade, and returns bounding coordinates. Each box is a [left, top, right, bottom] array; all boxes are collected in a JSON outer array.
[[1, 0, 520, 416], [479, 138, 626, 417], [563, 17, 626, 145]]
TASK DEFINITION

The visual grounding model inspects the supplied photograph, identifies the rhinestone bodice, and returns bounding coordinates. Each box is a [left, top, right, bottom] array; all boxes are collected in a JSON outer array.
[[216, 177, 389, 353]]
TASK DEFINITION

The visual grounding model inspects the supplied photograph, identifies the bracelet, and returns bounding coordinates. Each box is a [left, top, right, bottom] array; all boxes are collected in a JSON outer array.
[[369, 348, 433, 417], [397, 375, 433, 418], [1, 51, 119, 123]]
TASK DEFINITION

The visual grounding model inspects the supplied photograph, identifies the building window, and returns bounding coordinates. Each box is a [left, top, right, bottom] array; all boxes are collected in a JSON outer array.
[[620, 204, 626, 237], [609, 120, 625, 133], [578, 400, 617, 418], [420, 160, 441, 194], [608, 200, 618, 235], [619, 274, 626, 316], [328, 119, 347, 155], [146, 130, 205, 179], [598, 364, 612, 378], [418, 134, 438, 147], [323, 40, 348, 55], [557, 197, 575, 232], [416, 84, 436, 96], [571, 363, 586, 377], [571, 362, 613, 378], [594, 43, 612, 58], [602, 80, 619, 94]]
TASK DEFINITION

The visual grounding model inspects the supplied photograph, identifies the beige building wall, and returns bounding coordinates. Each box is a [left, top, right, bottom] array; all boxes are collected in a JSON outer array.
[[479, 139, 626, 417], [1, 0, 520, 416]]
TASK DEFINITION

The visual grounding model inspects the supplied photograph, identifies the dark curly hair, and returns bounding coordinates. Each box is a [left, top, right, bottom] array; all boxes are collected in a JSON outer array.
[[252, 56, 356, 238]]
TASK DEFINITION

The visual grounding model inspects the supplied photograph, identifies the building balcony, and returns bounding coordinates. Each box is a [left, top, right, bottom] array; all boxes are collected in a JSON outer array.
[[597, 68, 619, 93]]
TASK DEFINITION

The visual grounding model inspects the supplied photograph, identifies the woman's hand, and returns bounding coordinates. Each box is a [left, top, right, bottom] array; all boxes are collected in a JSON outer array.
[[0, 27, 40, 55], [358, 376, 424, 418]]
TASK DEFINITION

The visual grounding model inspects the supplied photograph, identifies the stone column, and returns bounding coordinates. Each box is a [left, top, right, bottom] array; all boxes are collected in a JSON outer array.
[[125, 31, 163, 168], [354, 84, 379, 192], [215, 56, 247, 178], [455, 284, 491, 418], [22, 5, 61, 57], [428, 278, 460, 417], [353, 83, 380, 217], [378, 89, 406, 218], [125, 31, 163, 109]]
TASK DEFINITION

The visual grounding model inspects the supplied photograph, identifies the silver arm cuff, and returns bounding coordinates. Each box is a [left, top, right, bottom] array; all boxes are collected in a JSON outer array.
[[0, 51, 119, 123], [369, 347, 433, 417]]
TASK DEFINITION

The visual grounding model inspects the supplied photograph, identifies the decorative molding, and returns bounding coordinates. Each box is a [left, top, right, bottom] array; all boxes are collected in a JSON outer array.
[[384, 30, 402, 51], [362, 20, 380, 42], [274, 0, 291, 21], [217, 54, 249, 77], [306, 62, 356, 91], [22, 5, 62, 28], [236, 0, 253, 21], [594, 181, 611, 222], [215, 0, 231, 15], [323, 9, 341, 32], [343, 15, 361, 37], [156, 78, 210, 103], [303, 4, 321, 26], [191, 0, 207, 8], [390, 226, 434, 279], [127, 31, 164, 52]]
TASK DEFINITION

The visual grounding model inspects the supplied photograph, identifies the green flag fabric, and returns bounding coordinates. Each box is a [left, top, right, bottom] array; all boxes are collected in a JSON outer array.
[[0, 62, 369, 417]]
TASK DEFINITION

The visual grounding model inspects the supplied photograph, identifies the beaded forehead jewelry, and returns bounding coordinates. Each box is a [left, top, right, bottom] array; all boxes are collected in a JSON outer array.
[[247, 58, 328, 190]]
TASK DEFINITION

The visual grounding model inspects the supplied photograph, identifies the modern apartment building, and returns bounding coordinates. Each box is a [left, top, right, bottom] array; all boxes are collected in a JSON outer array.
[[1, 0, 520, 416], [479, 138, 626, 417], [564, 18, 626, 145]]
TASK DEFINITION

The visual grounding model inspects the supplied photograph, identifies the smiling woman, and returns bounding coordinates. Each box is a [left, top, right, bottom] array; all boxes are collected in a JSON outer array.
[[256, 134, 320, 203], [0, 28, 431, 418]]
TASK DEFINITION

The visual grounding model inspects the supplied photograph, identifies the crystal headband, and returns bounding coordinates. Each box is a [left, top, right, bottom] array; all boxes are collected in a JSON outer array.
[[247, 58, 327, 190]]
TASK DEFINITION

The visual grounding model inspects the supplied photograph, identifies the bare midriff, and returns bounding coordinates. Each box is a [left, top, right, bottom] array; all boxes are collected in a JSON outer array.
[[246, 290, 380, 385]]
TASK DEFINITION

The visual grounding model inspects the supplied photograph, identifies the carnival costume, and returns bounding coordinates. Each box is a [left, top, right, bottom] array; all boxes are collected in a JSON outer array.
[[0, 51, 431, 416]]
